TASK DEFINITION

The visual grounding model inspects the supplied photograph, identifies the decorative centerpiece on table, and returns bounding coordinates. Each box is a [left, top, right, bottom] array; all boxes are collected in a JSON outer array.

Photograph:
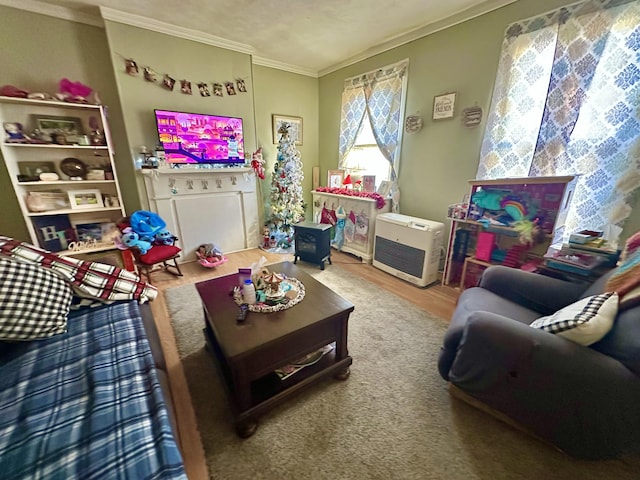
[[233, 267, 305, 313]]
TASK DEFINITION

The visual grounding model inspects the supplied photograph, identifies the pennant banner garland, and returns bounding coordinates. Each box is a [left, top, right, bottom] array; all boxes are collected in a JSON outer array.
[[122, 56, 249, 98]]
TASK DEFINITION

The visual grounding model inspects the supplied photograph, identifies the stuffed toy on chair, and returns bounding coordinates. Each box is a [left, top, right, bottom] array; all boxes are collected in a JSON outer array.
[[155, 229, 177, 246], [120, 229, 152, 255]]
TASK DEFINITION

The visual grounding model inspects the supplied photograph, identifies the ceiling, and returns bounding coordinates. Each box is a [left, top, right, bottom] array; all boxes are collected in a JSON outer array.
[[3, 0, 515, 76]]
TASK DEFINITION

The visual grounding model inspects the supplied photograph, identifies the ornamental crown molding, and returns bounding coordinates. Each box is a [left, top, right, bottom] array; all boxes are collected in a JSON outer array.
[[0, 0, 103, 26], [99, 7, 254, 55], [1, 0, 518, 78]]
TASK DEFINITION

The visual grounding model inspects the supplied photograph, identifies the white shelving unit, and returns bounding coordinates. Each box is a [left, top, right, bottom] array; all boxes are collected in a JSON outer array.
[[0, 96, 125, 255]]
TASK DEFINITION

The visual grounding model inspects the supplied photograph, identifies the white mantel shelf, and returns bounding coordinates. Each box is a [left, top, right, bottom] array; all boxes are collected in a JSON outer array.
[[141, 166, 252, 175], [141, 167, 260, 261]]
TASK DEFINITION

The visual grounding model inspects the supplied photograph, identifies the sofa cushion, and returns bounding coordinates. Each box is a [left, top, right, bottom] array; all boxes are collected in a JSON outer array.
[[0, 258, 72, 340], [530, 292, 618, 346]]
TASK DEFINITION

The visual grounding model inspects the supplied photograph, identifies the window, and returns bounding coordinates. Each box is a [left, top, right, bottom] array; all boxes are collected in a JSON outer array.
[[478, 0, 640, 240], [342, 113, 393, 188], [338, 59, 408, 208]]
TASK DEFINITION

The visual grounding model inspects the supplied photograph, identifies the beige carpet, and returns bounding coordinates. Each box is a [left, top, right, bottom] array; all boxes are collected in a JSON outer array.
[[165, 263, 640, 480]]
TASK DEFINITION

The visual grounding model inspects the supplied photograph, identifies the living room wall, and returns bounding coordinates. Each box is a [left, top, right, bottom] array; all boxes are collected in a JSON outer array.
[[102, 20, 256, 211], [318, 0, 640, 242], [0, 5, 130, 241], [252, 65, 319, 225], [0, 5, 319, 243]]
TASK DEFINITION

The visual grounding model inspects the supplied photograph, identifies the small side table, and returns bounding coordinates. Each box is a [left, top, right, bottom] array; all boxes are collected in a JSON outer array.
[[293, 222, 332, 270]]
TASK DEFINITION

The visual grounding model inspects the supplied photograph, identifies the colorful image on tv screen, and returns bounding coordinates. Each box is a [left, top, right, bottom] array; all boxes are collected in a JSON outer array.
[[154, 110, 245, 164]]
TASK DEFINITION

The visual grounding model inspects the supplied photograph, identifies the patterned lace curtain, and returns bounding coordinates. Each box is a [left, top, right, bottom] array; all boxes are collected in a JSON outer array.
[[338, 59, 408, 211], [478, 0, 640, 238]]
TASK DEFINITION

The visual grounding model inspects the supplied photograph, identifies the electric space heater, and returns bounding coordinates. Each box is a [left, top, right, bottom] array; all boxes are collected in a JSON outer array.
[[373, 213, 444, 287]]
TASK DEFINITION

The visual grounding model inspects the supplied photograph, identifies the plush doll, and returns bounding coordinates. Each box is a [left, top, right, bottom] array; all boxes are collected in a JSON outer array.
[[155, 229, 177, 246], [130, 210, 167, 239], [262, 226, 271, 248], [251, 147, 265, 179], [197, 243, 223, 263], [471, 188, 508, 211], [121, 230, 152, 255], [57, 78, 93, 103]]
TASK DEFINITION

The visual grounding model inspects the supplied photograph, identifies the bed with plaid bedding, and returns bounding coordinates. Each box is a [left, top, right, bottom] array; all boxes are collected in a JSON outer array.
[[0, 301, 186, 480]]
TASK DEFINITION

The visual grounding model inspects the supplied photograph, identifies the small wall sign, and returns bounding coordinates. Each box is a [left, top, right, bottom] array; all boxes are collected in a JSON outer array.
[[433, 92, 456, 120]]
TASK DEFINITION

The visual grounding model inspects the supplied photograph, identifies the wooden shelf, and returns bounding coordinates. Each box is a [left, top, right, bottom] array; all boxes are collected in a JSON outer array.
[[59, 243, 117, 256], [0, 95, 102, 109], [3, 143, 108, 150], [26, 207, 123, 217], [18, 180, 116, 186], [0, 97, 125, 255]]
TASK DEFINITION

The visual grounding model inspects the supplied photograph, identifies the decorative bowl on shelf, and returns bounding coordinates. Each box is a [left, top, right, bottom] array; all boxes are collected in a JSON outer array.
[[60, 157, 87, 179]]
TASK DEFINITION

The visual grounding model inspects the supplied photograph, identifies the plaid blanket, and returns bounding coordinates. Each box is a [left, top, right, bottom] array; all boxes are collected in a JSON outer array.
[[0, 236, 157, 304], [0, 301, 186, 480]]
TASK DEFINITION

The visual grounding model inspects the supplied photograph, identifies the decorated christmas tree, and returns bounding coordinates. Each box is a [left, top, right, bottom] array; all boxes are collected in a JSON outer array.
[[265, 122, 305, 249]]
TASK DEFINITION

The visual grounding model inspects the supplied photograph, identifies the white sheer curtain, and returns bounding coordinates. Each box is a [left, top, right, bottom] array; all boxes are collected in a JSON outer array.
[[338, 59, 408, 211]]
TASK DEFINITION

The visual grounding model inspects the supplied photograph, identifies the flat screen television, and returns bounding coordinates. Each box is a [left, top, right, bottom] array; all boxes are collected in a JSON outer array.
[[154, 109, 245, 165]]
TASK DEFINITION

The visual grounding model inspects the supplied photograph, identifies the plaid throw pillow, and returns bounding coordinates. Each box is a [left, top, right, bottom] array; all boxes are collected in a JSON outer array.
[[0, 258, 73, 340], [530, 292, 618, 346]]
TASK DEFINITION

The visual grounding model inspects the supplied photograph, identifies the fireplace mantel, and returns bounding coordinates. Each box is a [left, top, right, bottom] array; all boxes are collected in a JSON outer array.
[[141, 167, 260, 261]]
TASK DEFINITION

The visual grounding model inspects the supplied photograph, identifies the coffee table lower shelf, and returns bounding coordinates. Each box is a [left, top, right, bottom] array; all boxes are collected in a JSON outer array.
[[204, 326, 352, 437]]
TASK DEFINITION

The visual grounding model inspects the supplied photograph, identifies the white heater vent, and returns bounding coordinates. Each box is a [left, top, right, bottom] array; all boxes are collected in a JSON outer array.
[[373, 213, 444, 287], [374, 237, 425, 279]]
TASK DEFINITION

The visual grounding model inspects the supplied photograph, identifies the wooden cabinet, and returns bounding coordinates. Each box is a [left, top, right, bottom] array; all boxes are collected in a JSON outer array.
[[0, 96, 125, 255], [311, 190, 391, 263], [442, 176, 577, 289]]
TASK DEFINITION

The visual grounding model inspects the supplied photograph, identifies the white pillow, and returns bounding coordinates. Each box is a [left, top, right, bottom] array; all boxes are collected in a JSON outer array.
[[530, 292, 618, 346]]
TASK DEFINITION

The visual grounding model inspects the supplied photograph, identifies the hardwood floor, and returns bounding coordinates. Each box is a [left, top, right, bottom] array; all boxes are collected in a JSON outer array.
[[148, 248, 459, 480]]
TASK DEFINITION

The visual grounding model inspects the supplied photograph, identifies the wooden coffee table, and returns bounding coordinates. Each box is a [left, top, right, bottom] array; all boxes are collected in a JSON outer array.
[[196, 261, 354, 437]]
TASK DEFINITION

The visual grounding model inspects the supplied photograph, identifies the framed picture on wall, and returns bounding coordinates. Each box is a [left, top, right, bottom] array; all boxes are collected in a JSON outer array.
[[272, 114, 303, 145], [433, 92, 456, 120]]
